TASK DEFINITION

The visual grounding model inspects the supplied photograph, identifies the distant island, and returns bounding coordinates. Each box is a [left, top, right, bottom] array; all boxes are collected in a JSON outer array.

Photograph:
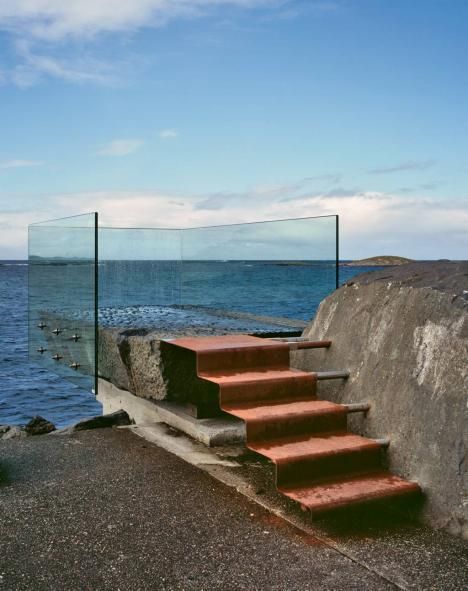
[[344, 256, 414, 267]]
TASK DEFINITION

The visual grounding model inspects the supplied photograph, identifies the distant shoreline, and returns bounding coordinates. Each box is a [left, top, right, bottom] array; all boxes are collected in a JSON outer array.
[[342, 255, 414, 267]]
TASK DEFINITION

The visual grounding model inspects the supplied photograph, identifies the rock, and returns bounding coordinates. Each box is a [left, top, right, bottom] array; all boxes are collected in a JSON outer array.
[[345, 255, 413, 266], [52, 410, 132, 435], [72, 409, 131, 431], [2, 426, 28, 440], [291, 261, 468, 538], [0, 425, 11, 436], [24, 416, 56, 436], [98, 328, 169, 400]]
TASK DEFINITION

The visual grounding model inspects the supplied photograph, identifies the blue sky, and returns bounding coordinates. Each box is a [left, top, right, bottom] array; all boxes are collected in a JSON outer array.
[[0, 0, 467, 259]]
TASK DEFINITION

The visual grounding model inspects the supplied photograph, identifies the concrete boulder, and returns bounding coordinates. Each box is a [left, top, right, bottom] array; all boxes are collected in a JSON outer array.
[[291, 261, 468, 538], [98, 328, 169, 400]]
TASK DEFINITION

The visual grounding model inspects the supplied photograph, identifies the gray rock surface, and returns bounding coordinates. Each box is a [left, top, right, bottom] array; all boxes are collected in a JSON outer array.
[[24, 416, 56, 435], [52, 409, 131, 435], [98, 328, 169, 400], [291, 261, 468, 538], [2, 426, 27, 440]]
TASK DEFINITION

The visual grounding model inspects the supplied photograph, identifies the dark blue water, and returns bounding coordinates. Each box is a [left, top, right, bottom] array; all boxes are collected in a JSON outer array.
[[0, 261, 102, 427], [1, 260, 370, 427]]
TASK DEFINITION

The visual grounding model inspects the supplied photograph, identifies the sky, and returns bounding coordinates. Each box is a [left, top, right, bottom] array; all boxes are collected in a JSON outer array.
[[0, 0, 467, 260]]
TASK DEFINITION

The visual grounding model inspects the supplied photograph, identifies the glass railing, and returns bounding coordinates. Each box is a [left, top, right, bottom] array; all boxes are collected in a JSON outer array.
[[180, 216, 338, 322], [29, 214, 338, 393], [28, 213, 98, 393]]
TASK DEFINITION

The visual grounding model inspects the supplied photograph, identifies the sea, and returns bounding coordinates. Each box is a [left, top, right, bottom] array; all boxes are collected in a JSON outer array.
[[0, 260, 372, 427]]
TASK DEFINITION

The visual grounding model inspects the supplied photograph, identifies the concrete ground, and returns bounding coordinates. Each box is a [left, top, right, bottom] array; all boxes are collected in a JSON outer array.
[[1, 428, 467, 591]]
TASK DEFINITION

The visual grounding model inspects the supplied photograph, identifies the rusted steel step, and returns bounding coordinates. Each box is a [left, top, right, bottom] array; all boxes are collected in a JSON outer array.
[[250, 432, 384, 487], [171, 335, 290, 372], [164, 334, 421, 515], [279, 471, 421, 514], [224, 400, 347, 441], [200, 368, 317, 405]]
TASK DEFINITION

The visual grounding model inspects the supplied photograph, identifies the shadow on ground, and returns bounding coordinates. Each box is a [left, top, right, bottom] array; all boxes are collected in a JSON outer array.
[[0, 462, 11, 487], [315, 497, 425, 540]]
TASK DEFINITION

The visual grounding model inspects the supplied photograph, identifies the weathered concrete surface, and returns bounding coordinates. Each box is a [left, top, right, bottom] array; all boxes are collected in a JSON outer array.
[[98, 328, 169, 400], [291, 262, 468, 538], [97, 378, 246, 446]]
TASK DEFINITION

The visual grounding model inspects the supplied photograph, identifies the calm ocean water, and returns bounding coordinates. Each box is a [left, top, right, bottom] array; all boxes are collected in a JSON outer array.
[[0, 261, 102, 427], [1, 260, 369, 427]]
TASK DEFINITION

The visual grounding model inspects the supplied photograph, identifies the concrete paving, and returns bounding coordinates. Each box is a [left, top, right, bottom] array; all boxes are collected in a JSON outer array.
[[1, 428, 467, 590]]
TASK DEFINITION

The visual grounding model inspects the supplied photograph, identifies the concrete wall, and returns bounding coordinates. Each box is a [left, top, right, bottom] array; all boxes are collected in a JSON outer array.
[[291, 267, 468, 539]]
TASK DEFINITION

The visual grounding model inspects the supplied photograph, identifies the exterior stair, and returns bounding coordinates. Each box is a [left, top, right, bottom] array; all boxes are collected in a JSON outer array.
[[165, 334, 421, 516]]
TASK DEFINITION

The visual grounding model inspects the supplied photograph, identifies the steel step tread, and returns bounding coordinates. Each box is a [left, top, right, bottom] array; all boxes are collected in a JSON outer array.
[[200, 368, 313, 384], [249, 432, 381, 463], [223, 399, 344, 423], [279, 471, 421, 513], [167, 334, 285, 352]]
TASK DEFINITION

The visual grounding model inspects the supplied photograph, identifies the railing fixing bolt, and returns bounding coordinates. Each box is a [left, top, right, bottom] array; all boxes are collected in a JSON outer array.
[[71, 334, 81, 342], [37, 322, 47, 330], [69, 362, 81, 370], [52, 353, 63, 361], [52, 328, 62, 336], [37, 347, 47, 354]]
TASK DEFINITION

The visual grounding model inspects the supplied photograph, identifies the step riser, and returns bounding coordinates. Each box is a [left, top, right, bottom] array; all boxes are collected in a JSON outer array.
[[246, 412, 347, 442], [219, 375, 317, 405], [197, 346, 290, 373], [276, 447, 382, 488], [302, 487, 422, 516]]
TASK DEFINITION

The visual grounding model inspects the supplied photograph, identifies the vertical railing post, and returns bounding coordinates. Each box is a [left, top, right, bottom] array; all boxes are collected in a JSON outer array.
[[335, 214, 340, 289], [94, 211, 99, 396]]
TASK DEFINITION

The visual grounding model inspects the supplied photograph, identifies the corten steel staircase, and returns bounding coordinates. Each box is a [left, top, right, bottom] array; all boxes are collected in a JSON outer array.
[[165, 335, 421, 515]]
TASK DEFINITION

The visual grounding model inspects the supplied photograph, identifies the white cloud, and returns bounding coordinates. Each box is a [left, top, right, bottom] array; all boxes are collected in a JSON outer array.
[[96, 139, 144, 157], [2, 184, 467, 260], [368, 159, 436, 175], [7, 39, 118, 87], [159, 129, 178, 139], [0, 1, 285, 86], [0, 1, 282, 41], [0, 159, 44, 169]]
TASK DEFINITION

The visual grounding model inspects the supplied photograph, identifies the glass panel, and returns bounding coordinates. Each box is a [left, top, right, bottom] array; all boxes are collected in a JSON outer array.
[[98, 227, 182, 329], [28, 213, 98, 393], [180, 216, 338, 324], [96, 216, 337, 336]]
